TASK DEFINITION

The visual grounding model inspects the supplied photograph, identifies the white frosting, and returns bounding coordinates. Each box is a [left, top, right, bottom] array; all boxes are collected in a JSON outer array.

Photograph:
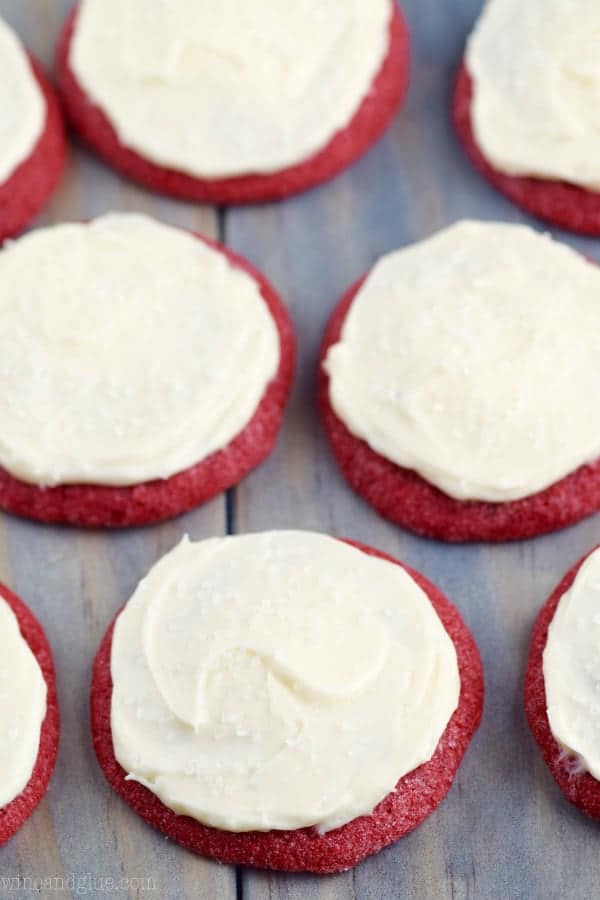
[[0, 595, 47, 808], [111, 531, 460, 833], [466, 0, 600, 190], [0, 213, 279, 487], [70, 0, 391, 178], [0, 17, 45, 184], [324, 220, 600, 503], [544, 547, 600, 780]]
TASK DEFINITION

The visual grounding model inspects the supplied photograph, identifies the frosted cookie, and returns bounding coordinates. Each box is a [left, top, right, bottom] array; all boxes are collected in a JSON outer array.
[[320, 220, 600, 542], [56, 0, 409, 204], [0, 584, 59, 845], [0, 17, 66, 242], [91, 531, 483, 873], [0, 213, 294, 527], [526, 546, 600, 820], [453, 0, 600, 234]]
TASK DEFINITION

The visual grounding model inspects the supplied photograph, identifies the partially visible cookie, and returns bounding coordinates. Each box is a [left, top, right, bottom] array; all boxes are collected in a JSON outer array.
[[0, 214, 295, 527], [56, 0, 410, 204], [453, 0, 600, 234], [91, 532, 483, 873], [0, 19, 66, 242], [452, 64, 600, 236], [525, 546, 600, 820], [320, 221, 600, 542], [0, 584, 59, 846]]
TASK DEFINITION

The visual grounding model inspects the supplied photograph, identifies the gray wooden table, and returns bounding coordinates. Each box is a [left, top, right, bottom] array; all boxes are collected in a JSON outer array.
[[0, 2, 598, 898]]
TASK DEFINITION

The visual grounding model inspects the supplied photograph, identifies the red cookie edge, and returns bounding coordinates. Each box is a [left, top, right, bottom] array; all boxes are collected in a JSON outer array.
[[318, 277, 600, 542], [525, 544, 600, 820], [0, 54, 67, 243], [0, 235, 296, 528], [90, 538, 483, 874], [55, 3, 410, 204], [452, 61, 600, 236], [0, 583, 60, 846]]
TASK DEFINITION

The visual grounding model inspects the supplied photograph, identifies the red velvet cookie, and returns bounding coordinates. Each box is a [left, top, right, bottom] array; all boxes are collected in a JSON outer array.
[[91, 539, 483, 874], [56, 4, 410, 205], [452, 63, 600, 236], [525, 546, 600, 820], [0, 56, 66, 244], [0, 583, 60, 846], [0, 238, 295, 528], [319, 278, 600, 543]]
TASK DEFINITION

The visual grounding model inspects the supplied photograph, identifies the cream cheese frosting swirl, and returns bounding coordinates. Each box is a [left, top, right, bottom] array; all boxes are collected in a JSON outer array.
[[0, 596, 47, 808], [70, 0, 391, 177], [325, 220, 600, 502], [466, 0, 600, 190], [0, 17, 45, 184], [110, 532, 460, 832], [0, 213, 279, 487]]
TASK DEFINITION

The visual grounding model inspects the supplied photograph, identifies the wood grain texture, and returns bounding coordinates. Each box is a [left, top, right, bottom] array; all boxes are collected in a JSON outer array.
[[0, 1, 599, 899]]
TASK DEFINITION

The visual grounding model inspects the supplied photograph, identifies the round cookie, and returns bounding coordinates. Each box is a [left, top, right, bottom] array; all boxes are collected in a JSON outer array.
[[56, 2, 410, 204], [0, 220, 295, 528], [525, 547, 600, 820], [0, 39, 66, 243], [320, 279, 600, 543], [0, 583, 59, 846], [452, 63, 600, 236], [91, 537, 483, 874], [319, 225, 600, 543]]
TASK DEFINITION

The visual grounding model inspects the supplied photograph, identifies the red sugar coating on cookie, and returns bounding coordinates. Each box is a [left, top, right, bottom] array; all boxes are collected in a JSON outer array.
[[56, 4, 410, 204], [452, 62, 600, 236], [525, 546, 600, 820], [319, 278, 600, 543], [91, 539, 483, 874], [0, 583, 60, 846], [0, 56, 66, 244], [0, 238, 295, 528]]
